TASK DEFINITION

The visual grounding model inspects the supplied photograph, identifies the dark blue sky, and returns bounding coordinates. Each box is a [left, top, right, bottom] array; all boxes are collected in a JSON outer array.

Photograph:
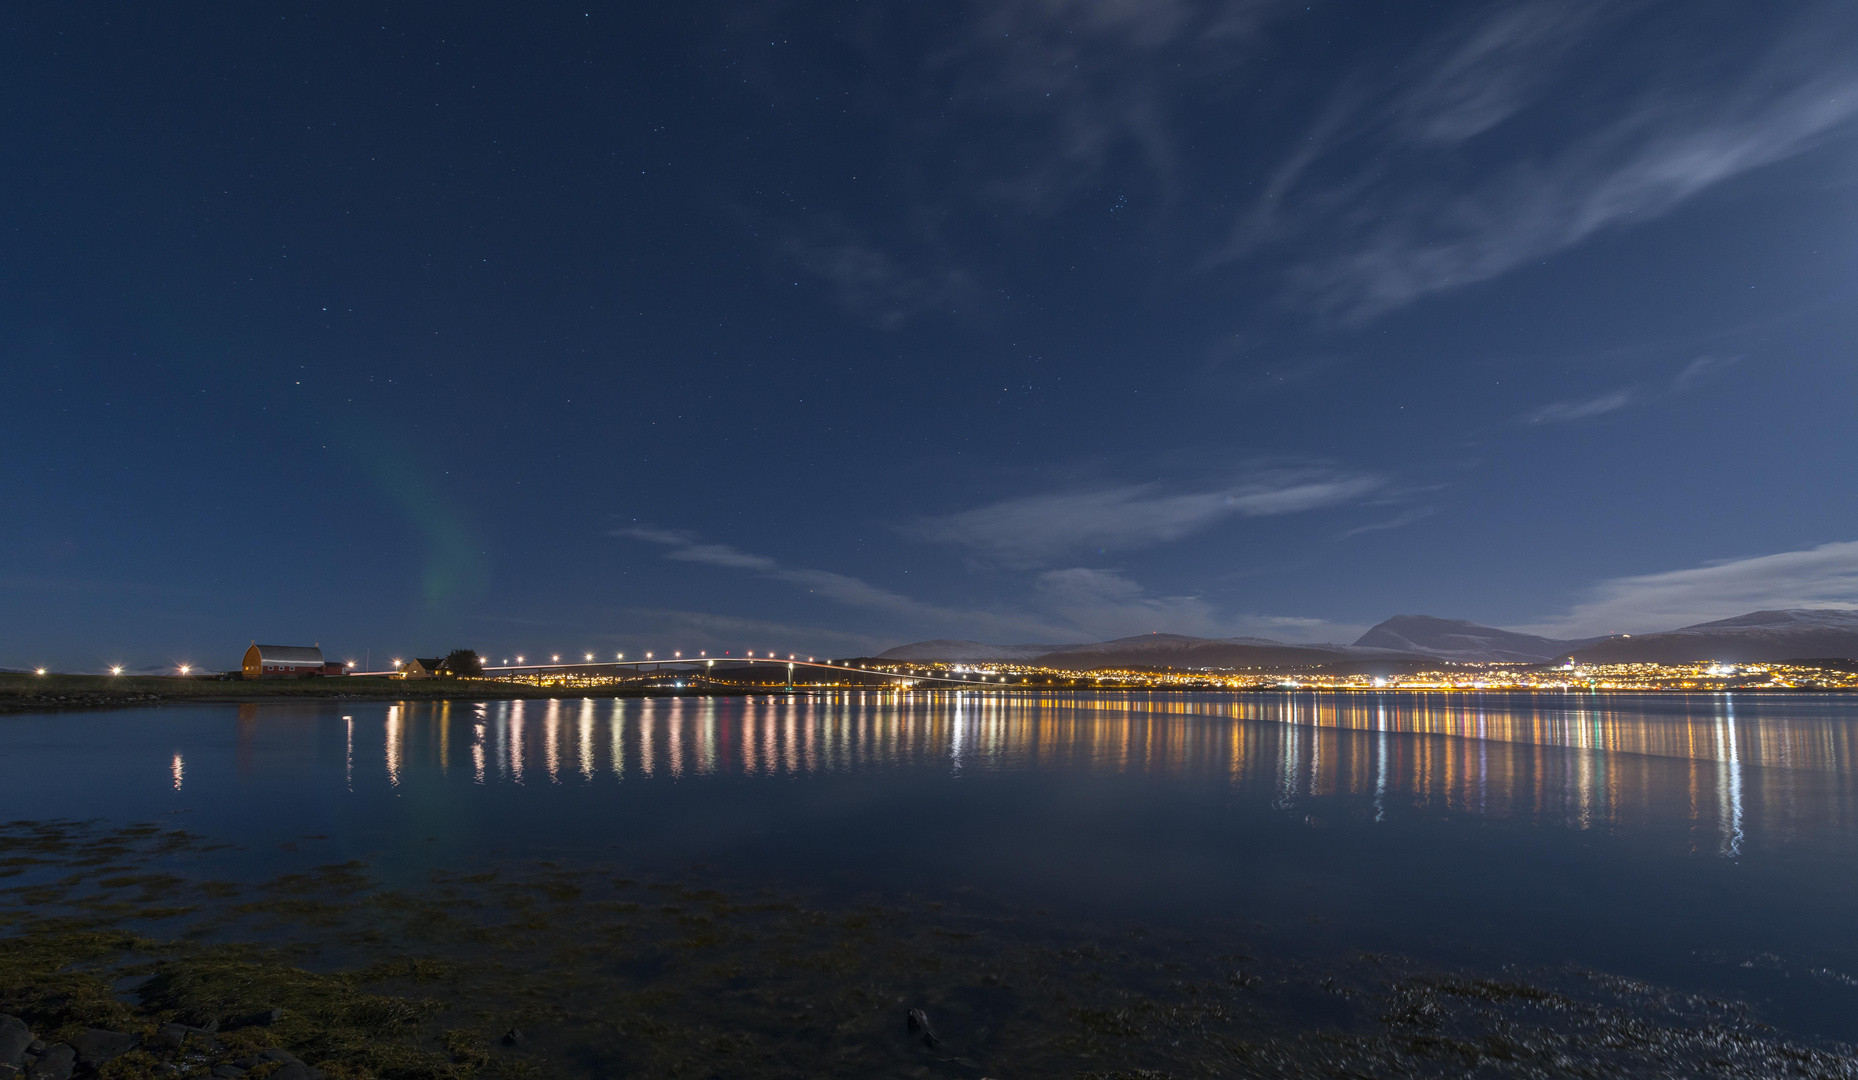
[[6, 1, 1857, 671]]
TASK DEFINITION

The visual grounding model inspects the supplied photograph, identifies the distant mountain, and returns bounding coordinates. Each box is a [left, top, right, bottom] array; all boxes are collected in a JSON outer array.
[[1569, 609, 1858, 664], [876, 608, 1858, 672], [1353, 616, 1601, 664], [1030, 634, 1390, 671], [877, 639, 1079, 662], [879, 633, 1427, 670]]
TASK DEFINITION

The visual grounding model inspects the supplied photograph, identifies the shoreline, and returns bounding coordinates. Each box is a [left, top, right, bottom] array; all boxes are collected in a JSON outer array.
[[1, 672, 1850, 716]]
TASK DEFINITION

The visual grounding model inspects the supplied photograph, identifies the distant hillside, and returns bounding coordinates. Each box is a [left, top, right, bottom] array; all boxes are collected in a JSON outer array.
[[1569, 609, 1858, 664], [1354, 615, 1600, 663], [1031, 634, 1393, 671], [877, 608, 1858, 672], [876, 639, 1077, 662], [879, 633, 1427, 670]]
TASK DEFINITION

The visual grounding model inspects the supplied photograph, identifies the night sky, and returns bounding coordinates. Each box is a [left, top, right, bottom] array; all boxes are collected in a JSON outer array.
[[6, 2, 1858, 672]]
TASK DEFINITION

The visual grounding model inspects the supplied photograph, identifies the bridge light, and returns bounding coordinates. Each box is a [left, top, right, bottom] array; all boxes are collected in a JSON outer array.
[[552, 655, 560, 663], [585, 653, 594, 662], [516, 655, 524, 663], [179, 665, 191, 675], [617, 653, 624, 660], [674, 651, 681, 658], [646, 652, 653, 659]]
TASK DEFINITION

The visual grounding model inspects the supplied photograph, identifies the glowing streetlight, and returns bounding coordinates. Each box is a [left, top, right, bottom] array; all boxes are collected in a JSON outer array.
[[35, 668, 46, 676], [674, 651, 681, 658], [393, 659, 403, 668], [645, 652, 653, 659], [616, 653, 624, 660], [110, 666, 123, 676], [585, 653, 594, 662], [516, 655, 524, 663], [179, 665, 191, 675], [552, 654, 560, 663]]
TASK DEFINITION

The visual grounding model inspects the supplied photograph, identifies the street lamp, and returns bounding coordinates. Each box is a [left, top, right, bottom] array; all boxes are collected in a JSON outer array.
[[179, 665, 191, 676], [110, 666, 123, 676]]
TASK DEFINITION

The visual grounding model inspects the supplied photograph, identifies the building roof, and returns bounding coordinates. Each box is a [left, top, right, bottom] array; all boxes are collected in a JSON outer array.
[[252, 645, 325, 664], [412, 657, 443, 670]]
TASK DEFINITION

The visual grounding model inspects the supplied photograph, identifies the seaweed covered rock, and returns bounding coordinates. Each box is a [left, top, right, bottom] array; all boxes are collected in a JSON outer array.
[[22, 1044, 71, 1080], [0, 1016, 29, 1067]]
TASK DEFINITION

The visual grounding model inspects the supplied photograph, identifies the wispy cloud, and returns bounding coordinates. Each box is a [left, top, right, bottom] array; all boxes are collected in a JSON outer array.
[[613, 525, 1071, 640], [1673, 354, 1740, 390], [1239, 0, 1858, 316], [1031, 566, 1367, 643], [907, 470, 1381, 565], [1522, 389, 1634, 424], [614, 523, 1358, 646], [1337, 506, 1436, 539], [614, 608, 892, 656], [787, 225, 981, 328], [1514, 540, 1858, 638]]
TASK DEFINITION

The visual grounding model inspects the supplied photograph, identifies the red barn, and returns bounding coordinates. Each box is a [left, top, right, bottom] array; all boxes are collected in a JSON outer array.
[[242, 643, 329, 680]]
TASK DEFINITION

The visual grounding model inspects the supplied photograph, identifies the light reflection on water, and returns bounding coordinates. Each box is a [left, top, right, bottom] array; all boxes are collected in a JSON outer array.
[[15, 688, 1858, 1038], [301, 690, 1858, 862]]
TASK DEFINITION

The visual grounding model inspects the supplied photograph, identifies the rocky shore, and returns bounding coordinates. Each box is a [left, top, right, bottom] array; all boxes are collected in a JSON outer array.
[[1, 1013, 322, 1080]]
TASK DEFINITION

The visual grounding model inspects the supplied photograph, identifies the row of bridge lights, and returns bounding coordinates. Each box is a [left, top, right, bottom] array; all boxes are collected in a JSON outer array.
[[490, 650, 817, 665]]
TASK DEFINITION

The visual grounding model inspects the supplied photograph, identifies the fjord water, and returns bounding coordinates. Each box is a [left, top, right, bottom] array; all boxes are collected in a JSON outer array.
[[7, 691, 1858, 1039]]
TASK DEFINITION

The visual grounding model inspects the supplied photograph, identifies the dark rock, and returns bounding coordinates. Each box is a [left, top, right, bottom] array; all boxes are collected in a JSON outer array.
[[501, 1029, 524, 1046], [906, 1008, 941, 1049], [258, 1049, 302, 1066], [152, 1023, 219, 1051], [268, 1064, 324, 1080], [0, 1016, 29, 1067], [231, 1009, 284, 1029], [208, 1066, 246, 1079], [71, 1030, 136, 1067], [0, 1064, 20, 1080], [21, 1045, 40, 1057], [23, 1044, 73, 1080]]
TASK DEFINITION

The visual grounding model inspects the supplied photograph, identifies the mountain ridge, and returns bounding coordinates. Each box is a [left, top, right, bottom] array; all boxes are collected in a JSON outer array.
[[875, 608, 1858, 667]]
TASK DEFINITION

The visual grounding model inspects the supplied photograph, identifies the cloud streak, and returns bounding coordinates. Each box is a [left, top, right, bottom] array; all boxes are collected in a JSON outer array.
[[1241, 0, 1858, 316], [907, 470, 1381, 565], [1522, 389, 1634, 424], [1515, 540, 1858, 638]]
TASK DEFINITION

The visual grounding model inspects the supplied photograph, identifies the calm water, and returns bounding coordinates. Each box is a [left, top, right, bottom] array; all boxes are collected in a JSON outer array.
[[8, 690, 1858, 1038]]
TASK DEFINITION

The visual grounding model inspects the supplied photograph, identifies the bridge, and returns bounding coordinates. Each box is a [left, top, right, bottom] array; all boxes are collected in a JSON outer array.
[[358, 656, 1023, 688]]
